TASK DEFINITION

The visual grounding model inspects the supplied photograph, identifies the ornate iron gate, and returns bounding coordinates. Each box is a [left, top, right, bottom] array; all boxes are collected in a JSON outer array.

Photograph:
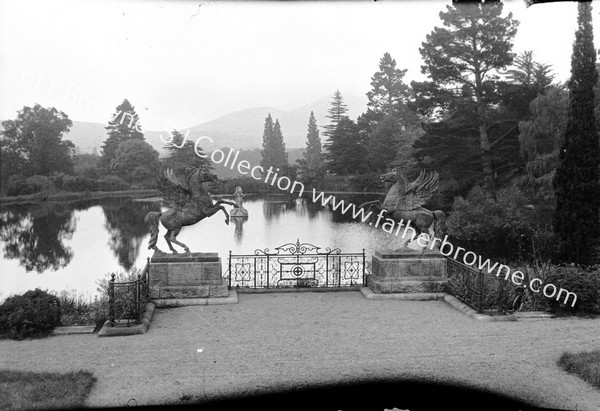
[[227, 239, 366, 289]]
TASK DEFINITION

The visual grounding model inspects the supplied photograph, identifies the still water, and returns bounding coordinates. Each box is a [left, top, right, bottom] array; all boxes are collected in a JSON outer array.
[[0, 194, 405, 301]]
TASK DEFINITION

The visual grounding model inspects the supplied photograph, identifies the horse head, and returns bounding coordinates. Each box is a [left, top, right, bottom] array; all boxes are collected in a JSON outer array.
[[379, 168, 399, 184]]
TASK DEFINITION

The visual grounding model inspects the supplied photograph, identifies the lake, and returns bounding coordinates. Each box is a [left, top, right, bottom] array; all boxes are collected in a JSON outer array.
[[0, 194, 409, 301]]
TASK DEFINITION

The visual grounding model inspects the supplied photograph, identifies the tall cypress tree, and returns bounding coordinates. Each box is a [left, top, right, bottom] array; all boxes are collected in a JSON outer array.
[[553, 1, 600, 265]]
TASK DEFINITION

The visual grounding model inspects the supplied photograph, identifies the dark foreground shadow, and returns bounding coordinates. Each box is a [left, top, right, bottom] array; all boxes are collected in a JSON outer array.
[[98, 380, 559, 411]]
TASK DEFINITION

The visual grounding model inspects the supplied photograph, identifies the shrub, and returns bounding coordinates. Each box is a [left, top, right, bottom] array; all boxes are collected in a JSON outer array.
[[544, 265, 600, 314], [447, 184, 554, 260], [97, 176, 130, 191], [49, 172, 69, 191], [321, 175, 350, 192], [54, 290, 107, 330], [0, 289, 61, 339], [5, 177, 33, 196], [62, 175, 98, 192], [6, 175, 54, 196]]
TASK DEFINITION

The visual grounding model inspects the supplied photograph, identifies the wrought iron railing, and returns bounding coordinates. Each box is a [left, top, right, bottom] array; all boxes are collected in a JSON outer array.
[[227, 239, 366, 289], [108, 258, 150, 326], [446, 258, 515, 313]]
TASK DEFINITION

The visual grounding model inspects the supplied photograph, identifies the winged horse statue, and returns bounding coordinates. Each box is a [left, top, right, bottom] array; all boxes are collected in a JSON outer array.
[[144, 167, 238, 254], [359, 169, 446, 249]]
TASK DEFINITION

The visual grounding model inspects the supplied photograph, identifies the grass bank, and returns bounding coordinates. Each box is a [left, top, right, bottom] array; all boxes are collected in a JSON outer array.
[[0, 369, 96, 410], [0, 189, 160, 205]]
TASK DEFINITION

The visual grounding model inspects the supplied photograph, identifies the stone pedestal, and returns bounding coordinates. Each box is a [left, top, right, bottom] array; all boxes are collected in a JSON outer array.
[[149, 251, 229, 299], [367, 249, 448, 294]]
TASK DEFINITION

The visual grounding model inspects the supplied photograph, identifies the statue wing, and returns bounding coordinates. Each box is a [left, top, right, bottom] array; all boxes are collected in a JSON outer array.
[[155, 168, 193, 210], [395, 170, 439, 210]]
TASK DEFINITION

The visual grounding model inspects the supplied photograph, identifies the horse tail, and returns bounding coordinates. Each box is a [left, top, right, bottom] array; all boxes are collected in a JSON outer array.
[[433, 210, 446, 239], [144, 211, 162, 250]]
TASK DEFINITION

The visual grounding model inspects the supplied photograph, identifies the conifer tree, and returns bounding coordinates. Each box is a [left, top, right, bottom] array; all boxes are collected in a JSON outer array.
[[417, 2, 519, 191], [323, 90, 348, 142], [325, 117, 368, 175], [302, 111, 325, 182], [363, 52, 417, 172], [101, 99, 144, 171], [260, 114, 288, 173], [366, 52, 411, 118], [553, 1, 600, 265]]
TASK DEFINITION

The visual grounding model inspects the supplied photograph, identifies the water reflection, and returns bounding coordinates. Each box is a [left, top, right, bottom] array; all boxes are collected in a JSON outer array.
[[102, 199, 161, 270], [231, 216, 248, 244], [262, 196, 298, 220], [297, 197, 323, 220], [0, 202, 77, 272]]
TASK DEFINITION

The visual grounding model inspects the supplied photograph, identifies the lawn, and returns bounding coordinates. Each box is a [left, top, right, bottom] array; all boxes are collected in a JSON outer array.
[[558, 350, 600, 390], [0, 369, 96, 410]]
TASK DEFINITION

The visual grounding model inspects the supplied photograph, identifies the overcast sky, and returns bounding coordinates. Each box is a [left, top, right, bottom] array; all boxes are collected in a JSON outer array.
[[0, 0, 590, 132]]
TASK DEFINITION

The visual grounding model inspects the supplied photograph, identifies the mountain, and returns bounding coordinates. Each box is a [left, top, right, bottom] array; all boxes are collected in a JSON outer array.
[[61, 92, 366, 155], [186, 93, 366, 149]]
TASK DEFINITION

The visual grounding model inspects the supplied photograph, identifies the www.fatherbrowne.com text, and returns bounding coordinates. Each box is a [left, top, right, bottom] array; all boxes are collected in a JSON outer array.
[[170, 133, 577, 308]]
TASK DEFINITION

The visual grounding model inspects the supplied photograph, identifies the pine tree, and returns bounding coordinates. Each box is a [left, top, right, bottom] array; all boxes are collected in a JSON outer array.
[[323, 90, 348, 142], [552, 1, 600, 265], [101, 99, 144, 171], [366, 52, 411, 118], [364, 52, 418, 172], [302, 111, 325, 182], [260, 114, 288, 173], [418, 2, 519, 191]]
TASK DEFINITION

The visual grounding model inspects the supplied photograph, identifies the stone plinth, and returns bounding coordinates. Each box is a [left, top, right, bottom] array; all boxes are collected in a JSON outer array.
[[149, 251, 228, 299], [368, 249, 448, 294]]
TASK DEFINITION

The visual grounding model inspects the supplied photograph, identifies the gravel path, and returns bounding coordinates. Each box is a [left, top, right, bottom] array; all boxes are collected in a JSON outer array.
[[1, 291, 600, 410]]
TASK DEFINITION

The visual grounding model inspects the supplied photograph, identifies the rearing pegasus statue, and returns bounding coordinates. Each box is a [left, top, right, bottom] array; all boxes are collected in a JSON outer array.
[[144, 168, 238, 254], [359, 169, 446, 249]]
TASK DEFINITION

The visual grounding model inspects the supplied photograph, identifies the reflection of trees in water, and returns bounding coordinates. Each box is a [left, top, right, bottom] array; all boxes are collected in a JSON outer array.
[[102, 199, 161, 271], [262, 196, 298, 220], [231, 216, 248, 244], [0, 202, 77, 272], [296, 197, 323, 220]]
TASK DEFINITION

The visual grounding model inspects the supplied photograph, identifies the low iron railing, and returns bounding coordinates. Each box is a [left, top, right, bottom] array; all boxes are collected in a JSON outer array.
[[108, 258, 150, 325], [446, 258, 515, 313], [227, 239, 366, 289]]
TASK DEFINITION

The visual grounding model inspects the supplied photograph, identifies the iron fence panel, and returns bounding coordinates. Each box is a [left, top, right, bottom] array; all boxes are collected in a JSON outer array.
[[227, 239, 366, 289]]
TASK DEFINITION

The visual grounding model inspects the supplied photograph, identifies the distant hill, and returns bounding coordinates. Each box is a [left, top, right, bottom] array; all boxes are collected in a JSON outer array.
[[186, 93, 365, 149], [61, 92, 366, 155]]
